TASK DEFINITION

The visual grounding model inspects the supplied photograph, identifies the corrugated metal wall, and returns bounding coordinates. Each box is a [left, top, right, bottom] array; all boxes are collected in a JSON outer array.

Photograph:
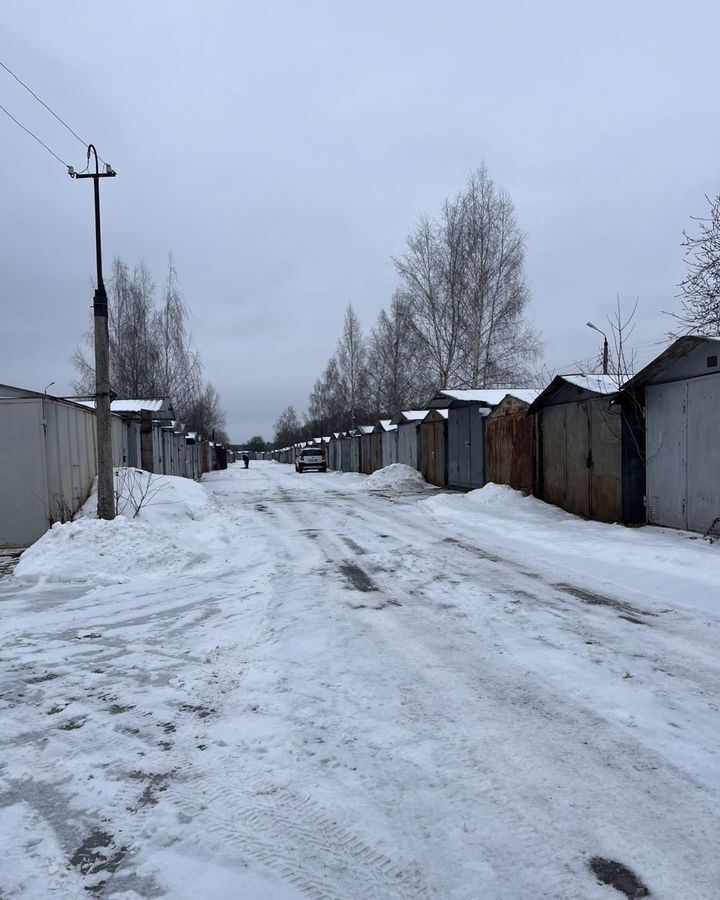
[[0, 400, 50, 547], [1, 395, 213, 547], [486, 399, 534, 494], [0, 397, 123, 547], [646, 372, 720, 532], [420, 418, 446, 486], [370, 433, 383, 473], [349, 438, 361, 473], [340, 438, 352, 471], [360, 434, 373, 475], [537, 399, 623, 523], [447, 406, 485, 489], [397, 423, 421, 470], [382, 430, 398, 468]]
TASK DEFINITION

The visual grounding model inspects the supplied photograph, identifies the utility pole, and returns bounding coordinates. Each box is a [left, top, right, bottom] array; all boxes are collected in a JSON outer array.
[[71, 146, 116, 519]]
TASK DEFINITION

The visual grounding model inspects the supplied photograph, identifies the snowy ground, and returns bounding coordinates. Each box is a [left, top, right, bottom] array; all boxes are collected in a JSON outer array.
[[1, 461, 719, 899]]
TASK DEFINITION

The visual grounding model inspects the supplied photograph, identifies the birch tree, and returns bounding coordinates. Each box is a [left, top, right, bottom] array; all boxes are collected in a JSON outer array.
[[394, 165, 541, 390], [672, 192, 720, 334], [366, 292, 428, 414], [393, 208, 465, 388], [73, 255, 226, 438], [335, 304, 369, 428], [307, 356, 346, 434], [156, 258, 202, 416]]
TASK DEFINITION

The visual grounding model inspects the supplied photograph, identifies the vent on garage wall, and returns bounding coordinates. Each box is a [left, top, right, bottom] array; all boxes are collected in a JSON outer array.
[[707, 355, 718, 368]]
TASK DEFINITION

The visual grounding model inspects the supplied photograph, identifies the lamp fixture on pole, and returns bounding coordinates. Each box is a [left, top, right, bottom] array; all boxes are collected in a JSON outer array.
[[586, 321, 609, 376], [71, 145, 117, 520]]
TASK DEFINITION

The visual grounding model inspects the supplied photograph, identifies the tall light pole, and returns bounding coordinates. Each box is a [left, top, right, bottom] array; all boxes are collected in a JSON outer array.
[[71, 145, 116, 519], [586, 321, 609, 376]]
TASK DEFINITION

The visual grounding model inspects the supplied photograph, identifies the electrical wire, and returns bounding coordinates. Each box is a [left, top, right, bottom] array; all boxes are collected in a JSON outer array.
[[0, 100, 70, 168], [547, 333, 675, 379], [0, 58, 108, 164]]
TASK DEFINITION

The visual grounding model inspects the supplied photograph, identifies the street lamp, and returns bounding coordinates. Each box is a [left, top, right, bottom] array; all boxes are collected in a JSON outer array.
[[586, 321, 609, 376], [71, 145, 116, 520], [44, 381, 55, 394]]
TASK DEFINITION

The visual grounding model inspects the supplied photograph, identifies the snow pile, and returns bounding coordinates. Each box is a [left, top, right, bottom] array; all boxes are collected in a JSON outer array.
[[361, 463, 429, 492], [80, 468, 215, 523], [15, 470, 226, 585], [422, 482, 720, 617]]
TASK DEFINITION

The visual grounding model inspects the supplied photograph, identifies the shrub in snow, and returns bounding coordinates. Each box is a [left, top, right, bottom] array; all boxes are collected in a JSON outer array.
[[14, 470, 226, 584], [115, 468, 169, 518]]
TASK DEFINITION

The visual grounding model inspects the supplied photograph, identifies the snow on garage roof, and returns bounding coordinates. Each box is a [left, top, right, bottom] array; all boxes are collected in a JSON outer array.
[[390, 410, 429, 424], [72, 398, 173, 414], [432, 389, 540, 406], [560, 375, 619, 394], [111, 399, 172, 413]]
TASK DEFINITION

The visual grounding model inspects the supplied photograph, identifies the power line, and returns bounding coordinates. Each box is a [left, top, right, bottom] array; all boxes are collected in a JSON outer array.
[[0, 100, 69, 168], [0, 58, 108, 164]]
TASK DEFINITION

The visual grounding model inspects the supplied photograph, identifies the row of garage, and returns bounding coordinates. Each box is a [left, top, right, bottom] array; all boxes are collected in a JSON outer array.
[[266, 336, 720, 535], [0, 386, 235, 547]]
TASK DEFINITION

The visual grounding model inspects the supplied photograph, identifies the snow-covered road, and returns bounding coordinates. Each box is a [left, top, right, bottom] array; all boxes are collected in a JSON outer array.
[[2, 461, 719, 899]]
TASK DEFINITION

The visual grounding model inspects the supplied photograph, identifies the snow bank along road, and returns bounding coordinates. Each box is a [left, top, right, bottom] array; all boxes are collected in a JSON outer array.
[[1, 461, 719, 899]]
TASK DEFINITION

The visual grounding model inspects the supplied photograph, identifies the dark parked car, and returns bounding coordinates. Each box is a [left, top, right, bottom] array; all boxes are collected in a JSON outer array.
[[295, 446, 326, 473]]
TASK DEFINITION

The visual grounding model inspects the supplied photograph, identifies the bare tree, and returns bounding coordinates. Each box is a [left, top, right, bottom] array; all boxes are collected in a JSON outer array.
[[670, 193, 720, 335], [606, 296, 640, 389], [394, 165, 541, 391], [306, 355, 346, 435], [185, 382, 228, 443], [156, 256, 202, 417], [73, 255, 226, 440], [394, 210, 464, 388], [335, 304, 369, 428], [274, 405, 302, 446], [583, 297, 646, 464], [115, 468, 169, 518], [460, 167, 541, 386], [73, 258, 158, 398], [293, 165, 540, 436], [366, 292, 429, 415]]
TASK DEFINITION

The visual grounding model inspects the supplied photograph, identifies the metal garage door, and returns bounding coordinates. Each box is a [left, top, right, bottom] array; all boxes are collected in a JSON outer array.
[[687, 374, 720, 532], [646, 381, 687, 529]]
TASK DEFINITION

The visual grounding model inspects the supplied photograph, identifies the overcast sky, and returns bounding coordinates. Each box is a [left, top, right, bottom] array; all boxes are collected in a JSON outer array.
[[2, 1, 719, 440]]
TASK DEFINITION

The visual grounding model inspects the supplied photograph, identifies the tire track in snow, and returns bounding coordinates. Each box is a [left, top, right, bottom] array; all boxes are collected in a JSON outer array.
[[190, 473, 434, 899], [261, 481, 717, 898], [201, 468, 719, 898], [362, 564, 719, 899], [174, 780, 433, 900]]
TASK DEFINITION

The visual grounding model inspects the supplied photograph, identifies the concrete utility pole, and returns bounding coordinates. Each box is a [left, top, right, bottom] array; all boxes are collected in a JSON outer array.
[[71, 146, 116, 519]]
